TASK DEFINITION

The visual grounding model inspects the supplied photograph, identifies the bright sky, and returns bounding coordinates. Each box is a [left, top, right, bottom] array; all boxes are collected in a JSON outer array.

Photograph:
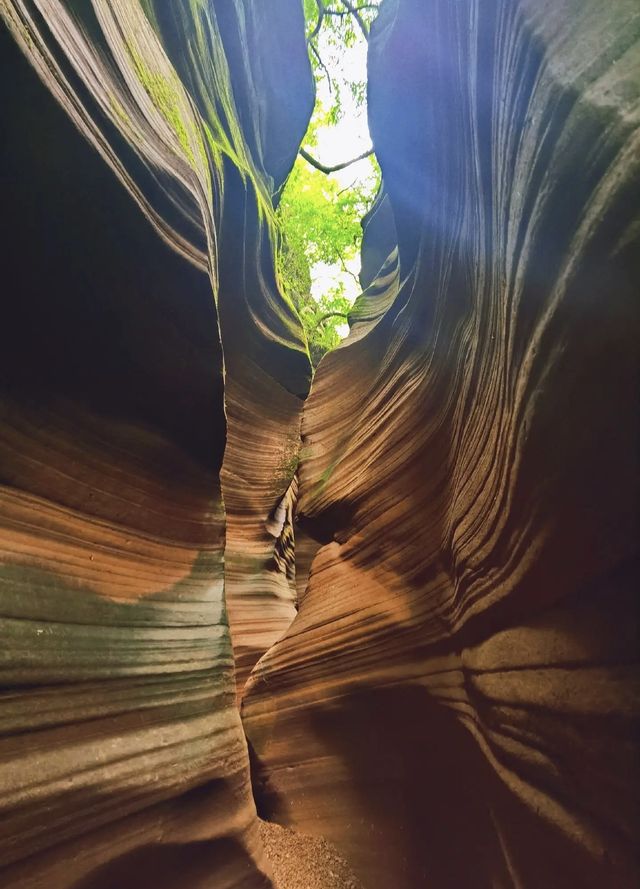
[[305, 23, 376, 336]]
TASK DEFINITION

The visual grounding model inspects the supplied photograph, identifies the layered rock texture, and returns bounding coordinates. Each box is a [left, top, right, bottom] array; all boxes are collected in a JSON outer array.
[[0, 1, 311, 886], [243, 1, 640, 888], [2, 1, 639, 888]]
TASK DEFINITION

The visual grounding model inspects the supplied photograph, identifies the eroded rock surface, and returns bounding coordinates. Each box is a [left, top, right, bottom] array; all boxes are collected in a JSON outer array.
[[243, 2, 640, 887], [0, 2, 312, 886], [2, 0, 639, 887]]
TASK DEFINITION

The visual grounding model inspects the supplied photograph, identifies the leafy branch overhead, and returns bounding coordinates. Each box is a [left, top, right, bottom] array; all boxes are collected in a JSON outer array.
[[276, 1, 381, 366], [299, 146, 374, 174], [302, 0, 380, 173], [306, 1, 377, 43], [277, 133, 374, 363]]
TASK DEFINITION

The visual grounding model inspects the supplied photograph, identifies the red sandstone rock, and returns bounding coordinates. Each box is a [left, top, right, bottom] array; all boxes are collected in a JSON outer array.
[[243, 2, 640, 887], [0, 2, 312, 886]]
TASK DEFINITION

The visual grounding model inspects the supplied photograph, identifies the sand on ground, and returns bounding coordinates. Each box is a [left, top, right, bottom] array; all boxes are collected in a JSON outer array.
[[259, 820, 364, 889]]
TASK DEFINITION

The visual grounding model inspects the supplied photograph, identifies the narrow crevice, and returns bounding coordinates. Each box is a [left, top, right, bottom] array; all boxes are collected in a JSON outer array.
[[277, 1, 383, 368]]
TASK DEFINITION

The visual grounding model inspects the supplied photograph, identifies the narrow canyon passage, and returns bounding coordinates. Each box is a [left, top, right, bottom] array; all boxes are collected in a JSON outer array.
[[0, 3, 638, 889]]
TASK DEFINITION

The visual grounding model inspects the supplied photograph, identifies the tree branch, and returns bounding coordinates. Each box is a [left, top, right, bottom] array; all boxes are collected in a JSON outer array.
[[299, 146, 374, 174], [324, 5, 375, 20], [313, 311, 349, 329], [337, 177, 357, 196], [308, 40, 333, 93], [339, 0, 369, 40], [338, 251, 360, 284], [307, 0, 325, 42], [310, 1, 374, 43]]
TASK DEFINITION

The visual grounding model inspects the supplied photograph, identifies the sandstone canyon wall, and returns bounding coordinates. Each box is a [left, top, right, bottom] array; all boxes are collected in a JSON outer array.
[[1, 1, 639, 888], [0, 2, 312, 886], [243, 1, 640, 888]]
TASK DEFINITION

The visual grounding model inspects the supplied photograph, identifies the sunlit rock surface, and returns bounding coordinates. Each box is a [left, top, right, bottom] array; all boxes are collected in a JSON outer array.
[[0, 2, 312, 886], [2, 0, 639, 886], [243, 1, 640, 887]]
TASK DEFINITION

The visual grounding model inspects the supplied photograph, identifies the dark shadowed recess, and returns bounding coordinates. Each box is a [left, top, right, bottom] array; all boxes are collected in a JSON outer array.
[[0, 779, 271, 889], [0, 24, 225, 473]]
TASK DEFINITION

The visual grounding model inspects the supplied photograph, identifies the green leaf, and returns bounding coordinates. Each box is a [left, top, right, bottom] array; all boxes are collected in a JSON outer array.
[[279, 0, 382, 366]]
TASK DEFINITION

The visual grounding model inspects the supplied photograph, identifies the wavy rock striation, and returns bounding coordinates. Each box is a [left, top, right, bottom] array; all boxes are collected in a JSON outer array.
[[3, 1, 639, 886], [243, 1, 640, 887], [0, 2, 312, 886]]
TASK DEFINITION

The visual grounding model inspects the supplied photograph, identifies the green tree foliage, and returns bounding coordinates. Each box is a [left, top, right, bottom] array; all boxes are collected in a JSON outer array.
[[303, 1, 380, 116], [276, 1, 381, 366]]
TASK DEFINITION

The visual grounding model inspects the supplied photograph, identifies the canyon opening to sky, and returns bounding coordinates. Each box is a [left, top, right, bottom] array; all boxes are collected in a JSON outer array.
[[0, 2, 638, 889]]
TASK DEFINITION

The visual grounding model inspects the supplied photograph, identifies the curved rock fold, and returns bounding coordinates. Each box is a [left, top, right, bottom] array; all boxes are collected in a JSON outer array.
[[1, 1, 638, 887], [243, 2, 640, 888], [1, 1, 312, 886]]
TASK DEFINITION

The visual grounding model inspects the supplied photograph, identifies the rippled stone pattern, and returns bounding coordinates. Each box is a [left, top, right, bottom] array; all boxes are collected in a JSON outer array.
[[244, 1, 640, 887], [0, 2, 312, 886]]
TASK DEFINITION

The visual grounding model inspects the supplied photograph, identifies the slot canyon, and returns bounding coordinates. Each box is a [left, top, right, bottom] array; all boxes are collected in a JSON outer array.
[[0, 2, 638, 888]]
